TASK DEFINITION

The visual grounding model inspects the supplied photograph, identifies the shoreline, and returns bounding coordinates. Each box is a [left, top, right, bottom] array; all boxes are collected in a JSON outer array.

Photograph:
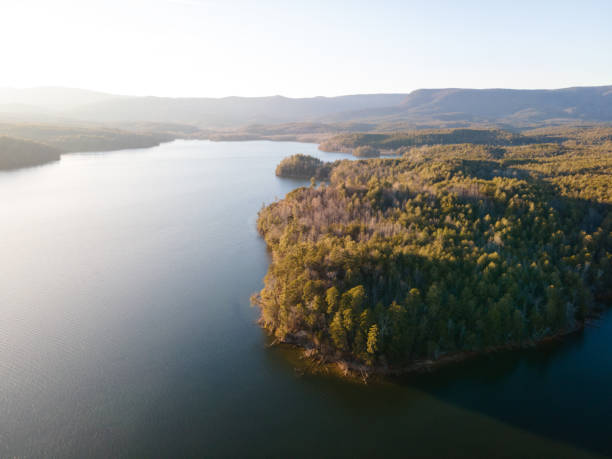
[[0, 138, 174, 172], [264, 318, 595, 383]]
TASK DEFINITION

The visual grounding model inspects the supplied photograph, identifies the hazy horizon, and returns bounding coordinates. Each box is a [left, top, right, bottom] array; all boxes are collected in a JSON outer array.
[[3, 0, 611, 98], [2, 83, 612, 101]]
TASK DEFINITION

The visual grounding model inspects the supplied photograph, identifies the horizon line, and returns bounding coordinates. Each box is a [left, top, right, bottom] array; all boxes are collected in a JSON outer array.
[[1, 83, 612, 100]]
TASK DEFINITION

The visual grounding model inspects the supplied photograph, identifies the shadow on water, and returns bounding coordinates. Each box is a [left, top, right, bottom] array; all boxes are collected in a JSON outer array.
[[251, 330, 607, 459], [389, 310, 612, 458]]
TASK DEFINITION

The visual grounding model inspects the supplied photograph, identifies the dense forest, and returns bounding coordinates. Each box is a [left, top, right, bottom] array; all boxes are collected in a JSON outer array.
[[275, 154, 334, 179], [253, 129, 612, 373]]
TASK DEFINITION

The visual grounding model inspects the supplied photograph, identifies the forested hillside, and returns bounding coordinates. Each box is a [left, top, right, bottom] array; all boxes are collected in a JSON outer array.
[[253, 133, 612, 373], [0, 123, 173, 153], [0, 122, 176, 169], [0, 136, 61, 169]]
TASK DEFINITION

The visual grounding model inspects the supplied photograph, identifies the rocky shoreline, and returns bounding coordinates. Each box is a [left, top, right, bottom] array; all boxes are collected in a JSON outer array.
[[265, 320, 591, 383]]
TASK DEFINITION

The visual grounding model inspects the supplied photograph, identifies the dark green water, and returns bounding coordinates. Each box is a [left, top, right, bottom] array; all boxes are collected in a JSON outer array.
[[0, 140, 609, 458]]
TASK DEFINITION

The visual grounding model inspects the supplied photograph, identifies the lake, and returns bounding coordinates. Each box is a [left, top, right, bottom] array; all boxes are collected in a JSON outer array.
[[0, 140, 610, 458]]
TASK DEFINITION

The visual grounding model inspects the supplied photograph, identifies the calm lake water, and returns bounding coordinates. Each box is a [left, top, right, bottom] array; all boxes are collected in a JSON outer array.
[[0, 140, 610, 458]]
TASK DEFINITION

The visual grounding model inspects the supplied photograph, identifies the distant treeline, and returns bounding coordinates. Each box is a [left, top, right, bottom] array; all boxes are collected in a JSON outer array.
[[203, 123, 612, 155], [0, 122, 175, 170], [0, 136, 61, 170], [0, 123, 173, 153], [318, 129, 550, 155]]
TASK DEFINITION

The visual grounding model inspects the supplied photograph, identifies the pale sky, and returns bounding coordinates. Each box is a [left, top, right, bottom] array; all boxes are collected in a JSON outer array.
[[2, 0, 611, 97]]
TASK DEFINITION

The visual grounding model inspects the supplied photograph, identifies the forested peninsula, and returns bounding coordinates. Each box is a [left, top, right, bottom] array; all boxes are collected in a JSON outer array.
[[0, 122, 176, 170], [0, 136, 61, 170], [253, 130, 612, 376]]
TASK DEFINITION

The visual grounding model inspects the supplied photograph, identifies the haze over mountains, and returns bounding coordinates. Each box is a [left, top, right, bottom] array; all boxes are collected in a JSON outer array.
[[351, 86, 612, 126], [1, 85, 611, 129]]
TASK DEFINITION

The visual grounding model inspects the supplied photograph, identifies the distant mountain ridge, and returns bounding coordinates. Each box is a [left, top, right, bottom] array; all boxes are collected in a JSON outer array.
[[0, 87, 120, 111], [0, 85, 611, 128], [327, 86, 612, 126], [398, 86, 612, 122], [65, 93, 408, 127]]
